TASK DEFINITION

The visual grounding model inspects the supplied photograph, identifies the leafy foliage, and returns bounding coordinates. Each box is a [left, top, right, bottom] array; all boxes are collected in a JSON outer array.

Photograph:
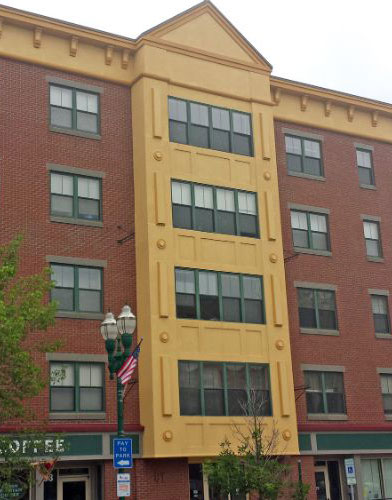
[[0, 236, 57, 423], [204, 392, 307, 500]]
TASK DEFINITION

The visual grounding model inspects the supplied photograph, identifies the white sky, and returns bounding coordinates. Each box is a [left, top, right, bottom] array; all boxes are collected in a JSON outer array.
[[2, 0, 391, 103]]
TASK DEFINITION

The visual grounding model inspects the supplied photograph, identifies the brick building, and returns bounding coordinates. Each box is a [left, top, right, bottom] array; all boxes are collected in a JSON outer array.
[[1, 1, 392, 499], [275, 116, 392, 499]]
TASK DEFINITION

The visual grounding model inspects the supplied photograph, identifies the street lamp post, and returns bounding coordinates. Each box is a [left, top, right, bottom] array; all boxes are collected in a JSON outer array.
[[100, 304, 136, 499]]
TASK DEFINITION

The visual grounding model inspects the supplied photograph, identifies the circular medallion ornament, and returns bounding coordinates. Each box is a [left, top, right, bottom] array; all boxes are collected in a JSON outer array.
[[275, 339, 285, 350], [269, 253, 278, 263], [163, 430, 173, 441], [282, 429, 292, 441], [157, 239, 166, 249], [263, 171, 271, 180], [153, 151, 163, 161], [160, 332, 169, 343]]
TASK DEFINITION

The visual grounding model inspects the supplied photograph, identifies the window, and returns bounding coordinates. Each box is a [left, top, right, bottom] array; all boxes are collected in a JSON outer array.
[[175, 268, 264, 324], [357, 149, 375, 186], [50, 85, 99, 134], [50, 362, 104, 412], [363, 220, 382, 258], [169, 97, 253, 156], [304, 371, 346, 414], [285, 135, 323, 176], [361, 459, 392, 500], [50, 172, 101, 221], [297, 288, 337, 330], [171, 181, 258, 238], [290, 210, 329, 251], [179, 361, 271, 416], [372, 295, 390, 334], [380, 374, 392, 415], [51, 264, 103, 313]]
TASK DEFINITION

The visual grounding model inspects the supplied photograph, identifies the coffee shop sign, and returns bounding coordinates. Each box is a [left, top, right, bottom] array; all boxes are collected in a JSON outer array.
[[0, 438, 65, 455]]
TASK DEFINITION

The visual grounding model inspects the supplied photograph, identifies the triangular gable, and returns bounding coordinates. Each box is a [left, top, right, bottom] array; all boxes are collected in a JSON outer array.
[[139, 1, 272, 71]]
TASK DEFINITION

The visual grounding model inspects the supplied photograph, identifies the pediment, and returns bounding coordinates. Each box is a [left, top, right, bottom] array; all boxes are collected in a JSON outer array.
[[141, 1, 271, 71]]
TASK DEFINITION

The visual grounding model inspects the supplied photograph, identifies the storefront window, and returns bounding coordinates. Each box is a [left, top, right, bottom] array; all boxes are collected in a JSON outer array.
[[362, 459, 382, 500]]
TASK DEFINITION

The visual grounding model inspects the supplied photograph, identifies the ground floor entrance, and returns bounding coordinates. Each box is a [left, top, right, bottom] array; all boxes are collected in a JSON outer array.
[[38, 464, 98, 500], [314, 460, 342, 500]]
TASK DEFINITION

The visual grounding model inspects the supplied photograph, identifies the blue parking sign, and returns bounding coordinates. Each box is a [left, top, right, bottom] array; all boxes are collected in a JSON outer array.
[[113, 438, 133, 469]]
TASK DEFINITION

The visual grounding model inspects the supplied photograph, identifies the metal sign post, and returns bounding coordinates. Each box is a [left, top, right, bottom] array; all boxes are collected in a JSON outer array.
[[344, 458, 356, 500]]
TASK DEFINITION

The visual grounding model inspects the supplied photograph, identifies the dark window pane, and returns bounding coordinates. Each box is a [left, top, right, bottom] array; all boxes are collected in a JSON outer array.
[[79, 290, 101, 312], [306, 393, 324, 413], [358, 166, 373, 185], [232, 134, 251, 156], [189, 125, 209, 148], [194, 208, 214, 232], [76, 112, 98, 133], [180, 388, 201, 415], [318, 310, 337, 330], [52, 288, 74, 311], [173, 205, 192, 229], [383, 394, 392, 414], [374, 314, 390, 333], [311, 232, 328, 251], [216, 211, 236, 235], [299, 308, 317, 328], [79, 388, 102, 410], [200, 295, 220, 320], [50, 387, 74, 411], [304, 157, 322, 176], [222, 297, 241, 322], [203, 364, 224, 416], [244, 300, 263, 323], [78, 198, 99, 220], [227, 365, 247, 416], [51, 195, 73, 217], [326, 393, 345, 413], [287, 154, 302, 173], [293, 229, 309, 248], [239, 214, 257, 237], [366, 239, 380, 257], [176, 293, 197, 319], [179, 362, 201, 415], [169, 121, 187, 144], [51, 107, 72, 128], [212, 129, 230, 152]]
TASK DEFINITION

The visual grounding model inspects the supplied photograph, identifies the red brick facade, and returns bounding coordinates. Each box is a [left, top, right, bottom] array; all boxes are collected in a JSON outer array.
[[275, 119, 392, 499]]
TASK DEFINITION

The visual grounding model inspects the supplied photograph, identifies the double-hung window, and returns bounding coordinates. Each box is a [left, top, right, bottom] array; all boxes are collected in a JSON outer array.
[[291, 210, 329, 251], [169, 97, 253, 156], [51, 264, 103, 313], [171, 181, 258, 237], [304, 371, 346, 415], [50, 172, 101, 221], [363, 220, 382, 258], [380, 374, 392, 415], [175, 268, 264, 324], [50, 85, 99, 134], [357, 149, 375, 186], [372, 295, 390, 334], [50, 362, 104, 412], [297, 288, 337, 331], [178, 361, 271, 416], [285, 135, 323, 176]]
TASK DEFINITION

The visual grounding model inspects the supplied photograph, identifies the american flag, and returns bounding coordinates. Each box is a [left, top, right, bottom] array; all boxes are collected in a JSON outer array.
[[118, 344, 141, 385]]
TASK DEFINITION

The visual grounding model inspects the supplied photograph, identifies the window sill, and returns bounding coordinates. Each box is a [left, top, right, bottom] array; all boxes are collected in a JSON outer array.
[[293, 247, 332, 257], [360, 184, 377, 190], [49, 412, 106, 420], [50, 216, 103, 228], [56, 311, 104, 320], [307, 414, 347, 421], [376, 333, 392, 339], [49, 126, 101, 141], [384, 415, 392, 420], [300, 328, 339, 336], [288, 171, 325, 182], [367, 256, 384, 263]]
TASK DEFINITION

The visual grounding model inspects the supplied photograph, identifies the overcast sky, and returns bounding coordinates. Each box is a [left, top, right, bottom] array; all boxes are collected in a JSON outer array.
[[2, 0, 391, 103]]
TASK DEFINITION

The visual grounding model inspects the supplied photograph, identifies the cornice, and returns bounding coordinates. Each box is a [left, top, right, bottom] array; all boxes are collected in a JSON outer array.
[[271, 76, 392, 116]]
